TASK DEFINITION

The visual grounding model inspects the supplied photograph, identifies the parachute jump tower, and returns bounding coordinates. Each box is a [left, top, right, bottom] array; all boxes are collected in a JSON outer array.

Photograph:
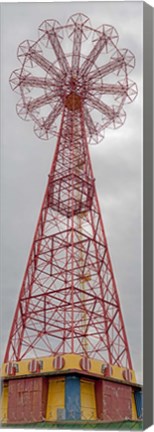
[[1, 14, 142, 426]]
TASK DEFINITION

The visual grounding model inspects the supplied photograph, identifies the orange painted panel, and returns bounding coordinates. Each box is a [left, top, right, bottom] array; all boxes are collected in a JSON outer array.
[[8, 377, 48, 424], [95, 379, 132, 421]]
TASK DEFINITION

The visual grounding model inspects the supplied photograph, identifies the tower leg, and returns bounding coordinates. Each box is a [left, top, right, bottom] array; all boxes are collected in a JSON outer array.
[[4, 105, 132, 370]]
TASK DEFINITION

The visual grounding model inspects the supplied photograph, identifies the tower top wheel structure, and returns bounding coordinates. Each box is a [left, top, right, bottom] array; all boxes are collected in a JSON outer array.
[[9, 13, 137, 143], [5, 14, 138, 369]]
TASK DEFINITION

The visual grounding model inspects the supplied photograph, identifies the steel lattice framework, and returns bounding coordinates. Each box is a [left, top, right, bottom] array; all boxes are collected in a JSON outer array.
[[5, 14, 137, 368]]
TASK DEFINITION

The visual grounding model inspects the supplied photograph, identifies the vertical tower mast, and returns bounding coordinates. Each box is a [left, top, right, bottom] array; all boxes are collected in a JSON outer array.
[[6, 14, 137, 370]]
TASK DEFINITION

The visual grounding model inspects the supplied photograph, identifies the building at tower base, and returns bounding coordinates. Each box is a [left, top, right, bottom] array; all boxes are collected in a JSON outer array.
[[1, 354, 142, 426]]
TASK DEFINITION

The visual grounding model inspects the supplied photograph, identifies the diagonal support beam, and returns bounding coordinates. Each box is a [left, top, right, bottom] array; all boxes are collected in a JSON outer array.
[[44, 101, 62, 130], [48, 32, 70, 74], [84, 105, 97, 136], [80, 33, 106, 77], [26, 93, 60, 112], [87, 94, 115, 120], [88, 58, 124, 82], [29, 50, 62, 80]]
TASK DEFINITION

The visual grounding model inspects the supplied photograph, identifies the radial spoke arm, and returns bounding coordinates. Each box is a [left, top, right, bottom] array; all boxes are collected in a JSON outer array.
[[87, 95, 115, 119], [71, 26, 82, 75], [48, 32, 70, 74], [91, 82, 128, 97], [84, 106, 98, 135], [88, 58, 124, 82], [44, 101, 62, 129], [29, 50, 62, 80], [80, 35, 106, 77], [26, 93, 60, 112], [20, 75, 59, 89]]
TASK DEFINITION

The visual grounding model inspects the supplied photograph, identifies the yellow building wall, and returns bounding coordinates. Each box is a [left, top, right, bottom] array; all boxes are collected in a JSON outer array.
[[132, 391, 138, 420], [46, 378, 65, 421], [0, 384, 8, 424], [80, 379, 96, 420], [1, 353, 136, 384]]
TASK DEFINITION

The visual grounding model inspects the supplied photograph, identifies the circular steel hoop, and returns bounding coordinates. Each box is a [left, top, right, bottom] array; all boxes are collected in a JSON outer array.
[[111, 49, 136, 76], [66, 13, 92, 41], [38, 19, 64, 48], [92, 24, 119, 53], [17, 40, 42, 68], [34, 118, 58, 140]]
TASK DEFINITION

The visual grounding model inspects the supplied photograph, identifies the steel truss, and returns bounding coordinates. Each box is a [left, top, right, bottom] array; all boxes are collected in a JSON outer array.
[[6, 14, 137, 369]]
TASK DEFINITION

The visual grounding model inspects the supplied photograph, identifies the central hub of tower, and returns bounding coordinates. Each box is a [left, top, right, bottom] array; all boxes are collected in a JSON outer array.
[[65, 75, 81, 111], [65, 91, 81, 111]]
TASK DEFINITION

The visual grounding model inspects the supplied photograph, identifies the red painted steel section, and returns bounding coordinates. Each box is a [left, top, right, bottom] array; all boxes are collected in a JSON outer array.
[[95, 379, 132, 421], [5, 362, 18, 376], [4, 105, 133, 368], [28, 359, 42, 373], [123, 368, 133, 381], [102, 364, 113, 377], [8, 377, 48, 424], [53, 355, 65, 370], [80, 357, 91, 371], [5, 14, 138, 369]]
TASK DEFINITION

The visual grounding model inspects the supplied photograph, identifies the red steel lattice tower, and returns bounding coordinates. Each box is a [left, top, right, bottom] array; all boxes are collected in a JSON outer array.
[[6, 14, 138, 369]]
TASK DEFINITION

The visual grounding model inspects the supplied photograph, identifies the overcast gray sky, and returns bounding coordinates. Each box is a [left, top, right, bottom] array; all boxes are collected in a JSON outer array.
[[1, 1, 143, 383]]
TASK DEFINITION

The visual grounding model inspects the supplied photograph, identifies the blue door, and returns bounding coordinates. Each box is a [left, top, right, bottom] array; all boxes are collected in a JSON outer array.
[[65, 376, 80, 420], [135, 390, 143, 418]]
